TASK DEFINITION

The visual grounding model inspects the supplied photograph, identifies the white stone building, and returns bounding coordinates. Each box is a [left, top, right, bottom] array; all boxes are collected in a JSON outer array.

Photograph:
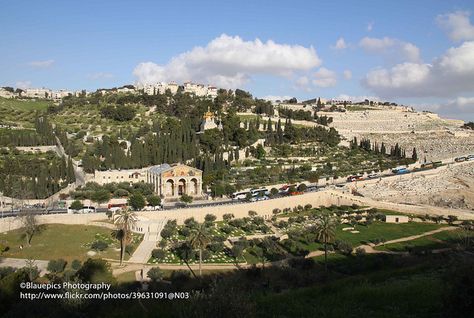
[[94, 168, 148, 185], [93, 163, 203, 199], [143, 81, 180, 95], [22, 88, 53, 99], [52, 89, 72, 101], [0, 88, 17, 99]]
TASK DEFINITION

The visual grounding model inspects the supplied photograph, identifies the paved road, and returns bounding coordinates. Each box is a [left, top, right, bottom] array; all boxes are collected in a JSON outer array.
[[0, 257, 49, 275], [55, 136, 85, 186]]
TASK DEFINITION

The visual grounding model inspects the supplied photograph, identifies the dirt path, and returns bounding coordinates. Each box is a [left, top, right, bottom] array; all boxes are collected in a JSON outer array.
[[0, 257, 49, 275]]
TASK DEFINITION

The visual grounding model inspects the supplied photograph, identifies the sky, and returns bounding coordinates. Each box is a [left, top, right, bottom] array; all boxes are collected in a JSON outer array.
[[1, 0, 474, 120]]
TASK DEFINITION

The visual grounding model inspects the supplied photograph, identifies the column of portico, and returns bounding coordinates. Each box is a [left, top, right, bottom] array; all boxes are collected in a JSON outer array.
[[173, 177, 178, 198]]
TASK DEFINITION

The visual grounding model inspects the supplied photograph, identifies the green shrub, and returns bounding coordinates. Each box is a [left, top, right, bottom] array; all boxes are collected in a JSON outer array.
[[71, 259, 82, 270], [335, 240, 353, 256], [147, 267, 164, 282], [47, 259, 67, 273], [91, 240, 108, 251], [152, 249, 166, 260]]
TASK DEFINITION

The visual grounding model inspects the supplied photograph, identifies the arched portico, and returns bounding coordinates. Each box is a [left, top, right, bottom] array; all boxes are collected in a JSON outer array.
[[178, 178, 186, 196], [165, 179, 175, 196], [190, 178, 198, 195]]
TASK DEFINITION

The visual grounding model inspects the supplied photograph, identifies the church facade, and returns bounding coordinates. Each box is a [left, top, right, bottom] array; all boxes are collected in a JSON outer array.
[[93, 163, 203, 199], [146, 163, 203, 199]]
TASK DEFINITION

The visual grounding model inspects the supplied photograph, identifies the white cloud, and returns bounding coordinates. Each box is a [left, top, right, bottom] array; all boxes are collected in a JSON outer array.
[[261, 95, 293, 102], [444, 96, 474, 113], [343, 70, 352, 80], [437, 11, 474, 42], [312, 67, 337, 88], [332, 37, 347, 50], [363, 41, 474, 97], [296, 76, 309, 86], [88, 72, 114, 80], [28, 59, 54, 68], [359, 37, 420, 62], [367, 22, 374, 32], [133, 34, 322, 88], [15, 81, 31, 89]]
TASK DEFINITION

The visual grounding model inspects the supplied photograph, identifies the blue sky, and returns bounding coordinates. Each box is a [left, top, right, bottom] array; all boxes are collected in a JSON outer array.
[[1, 0, 474, 120]]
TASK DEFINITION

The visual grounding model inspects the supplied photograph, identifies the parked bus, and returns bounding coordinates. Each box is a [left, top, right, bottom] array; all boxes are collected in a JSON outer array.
[[421, 161, 442, 169], [346, 175, 363, 182], [231, 191, 250, 200], [250, 188, 269, 197], [279, 184, 296, 194]]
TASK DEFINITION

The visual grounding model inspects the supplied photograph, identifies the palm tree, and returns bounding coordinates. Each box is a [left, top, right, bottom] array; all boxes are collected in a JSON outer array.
[[113, 209, 138, 265], [111, 229, 125, 264], [188, 223, 210, 277], [313, 213, 338, 271]]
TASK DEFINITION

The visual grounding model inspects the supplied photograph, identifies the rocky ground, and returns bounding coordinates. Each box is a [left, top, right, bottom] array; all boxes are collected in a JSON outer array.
[[358, 163, 474, 210], [328, 109, 473, 161], [358, 131, 474, 162]]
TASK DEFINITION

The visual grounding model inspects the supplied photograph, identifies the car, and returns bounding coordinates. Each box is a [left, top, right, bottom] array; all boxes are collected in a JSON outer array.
[[255, 196, 269, 201], [367, 174, 378, 179], [80, 206, 96, 213], [455, 157, 466, 162], [108, 206, 123, 213], [143, 205, 162, 211], [467, 155, 474, 161]]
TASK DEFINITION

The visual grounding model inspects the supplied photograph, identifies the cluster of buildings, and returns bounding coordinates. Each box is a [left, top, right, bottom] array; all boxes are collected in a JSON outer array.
[[93, 163, 203, 200], [141, 81, 218, 98], [183, 82, 218, 98], [1, 80, 220, 102], [142, 82, 179, 95], [0, 87, 87, 101]]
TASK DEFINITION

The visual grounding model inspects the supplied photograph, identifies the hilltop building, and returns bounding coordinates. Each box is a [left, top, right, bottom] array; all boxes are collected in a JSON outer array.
[[143, 81, 179, 95], [0, 88, 17, 99], [183, 82, 218, 99]]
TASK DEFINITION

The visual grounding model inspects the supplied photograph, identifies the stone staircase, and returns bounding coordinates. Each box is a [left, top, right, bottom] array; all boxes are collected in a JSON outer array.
[[128, 218, 167, 264]]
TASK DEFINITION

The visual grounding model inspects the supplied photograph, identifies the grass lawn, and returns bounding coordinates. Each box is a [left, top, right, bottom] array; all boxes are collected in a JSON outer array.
[[116, 271, 137, 283], [243, 250, 260, 264], [0, 224, 141, 263], [256, 263, 445, 318], [335, 221, 445, 246], [375, 228, 473, 252], [0, 97, 51, 111], [288, 221, 445, 252]]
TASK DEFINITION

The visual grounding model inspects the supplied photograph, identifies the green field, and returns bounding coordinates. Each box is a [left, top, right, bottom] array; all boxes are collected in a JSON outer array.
[[0, 224, 142, 263], [375, 229, 473, 252], [0, 98, 51, 127], [334, 222, 444, 246], [256, 264, 445, 318], [0, 97, 51, 111]]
